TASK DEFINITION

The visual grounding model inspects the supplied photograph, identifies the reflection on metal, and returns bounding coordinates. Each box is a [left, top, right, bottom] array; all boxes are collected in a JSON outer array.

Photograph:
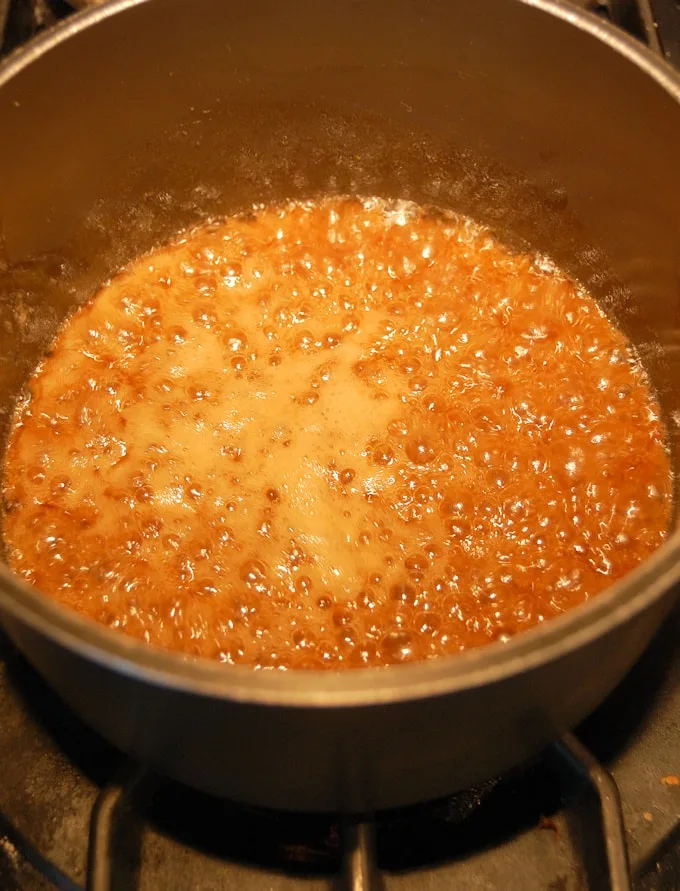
[[637, 0, 666, 55], [555, 733, 633, 891], [341, 820, 381, 891]]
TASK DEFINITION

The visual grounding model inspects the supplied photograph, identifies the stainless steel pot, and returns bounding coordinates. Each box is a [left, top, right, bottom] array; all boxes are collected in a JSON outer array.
[[0, 0, 679, 814]]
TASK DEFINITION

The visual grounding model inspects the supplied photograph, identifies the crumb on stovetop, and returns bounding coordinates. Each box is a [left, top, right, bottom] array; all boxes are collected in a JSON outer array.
[[661, 775, 679, 786]]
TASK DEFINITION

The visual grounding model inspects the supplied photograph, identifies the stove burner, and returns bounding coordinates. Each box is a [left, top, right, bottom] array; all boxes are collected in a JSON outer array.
[[83, 736, 634, 891]]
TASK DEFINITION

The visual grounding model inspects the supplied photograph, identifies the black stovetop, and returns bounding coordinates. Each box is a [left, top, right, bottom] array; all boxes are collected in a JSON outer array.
[[0, 608, 677, 891], [0, 1, 679, 890]]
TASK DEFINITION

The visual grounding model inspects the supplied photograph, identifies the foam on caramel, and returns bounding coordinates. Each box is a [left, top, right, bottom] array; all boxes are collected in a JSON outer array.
[[2, 198, 672, 669]]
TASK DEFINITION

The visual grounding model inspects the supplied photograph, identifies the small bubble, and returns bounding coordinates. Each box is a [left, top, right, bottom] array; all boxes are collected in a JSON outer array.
[[198, 580, 219, 597], [167, 325, 188, 344], [240, 559, 267, 585], [294, 330, 315, 351], [337, 626, 358, 649], [224, 328, 248, 352], [371, 442, 394, 466], [404, 554, 430, 579], [332, 608, 353, 626], [317, 641, 337, 664], [192, 305, 217, 328], [405, 437, 435, 465], [155, 378, 174, 394], [415, 611, 441, 635], [424, 396, 446, 413], [50, 475, 71, 495], [219, 641, 247, 664], [357, 589, 376, 610], [340, 468, 355, 484], [409, 375, 428, 393], [187, 385, 211, 401], [387, 418, 410, 437], [322, 332, 342, 349], [292, 629, 317, 650], [389, 582, 417, 605], [414, 484, 434, 505], [297, 390, 319, 406], [486, 470, 508, 490], [186, 482, 203, 500], [381, 630, 416, 662], [400, 357, 421, 375], [221, 445, 242, 462]]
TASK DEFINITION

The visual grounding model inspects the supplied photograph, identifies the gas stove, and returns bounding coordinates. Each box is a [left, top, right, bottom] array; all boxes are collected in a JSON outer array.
[[0, 610, 677, 891], [1, 2, 680, 890]]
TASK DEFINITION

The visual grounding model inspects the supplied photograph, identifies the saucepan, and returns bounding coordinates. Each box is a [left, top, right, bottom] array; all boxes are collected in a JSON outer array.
[[0, 0, 679, 812]]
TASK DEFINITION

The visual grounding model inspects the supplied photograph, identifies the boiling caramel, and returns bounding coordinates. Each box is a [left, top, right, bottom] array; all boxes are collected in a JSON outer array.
[[2, 198, 672, 669]]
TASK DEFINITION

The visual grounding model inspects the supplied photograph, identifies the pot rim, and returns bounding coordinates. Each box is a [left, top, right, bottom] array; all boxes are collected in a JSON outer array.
[[0, 0, 679, 708]]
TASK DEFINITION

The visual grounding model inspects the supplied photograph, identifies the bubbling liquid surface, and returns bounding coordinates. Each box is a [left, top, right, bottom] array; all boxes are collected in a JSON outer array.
[[2, 198, 672, 669]]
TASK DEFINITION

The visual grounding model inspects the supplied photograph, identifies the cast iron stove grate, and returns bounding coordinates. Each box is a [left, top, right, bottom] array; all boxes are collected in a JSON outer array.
[[0, 607, 677, 891], [0, 1, 679, 890]]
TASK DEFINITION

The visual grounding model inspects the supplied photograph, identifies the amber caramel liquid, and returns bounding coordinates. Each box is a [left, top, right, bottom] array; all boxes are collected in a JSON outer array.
[[2, 198, 672, 669]]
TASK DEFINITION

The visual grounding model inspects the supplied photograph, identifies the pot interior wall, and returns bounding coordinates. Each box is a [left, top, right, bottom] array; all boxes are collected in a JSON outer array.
[[0, 0, 679, 540]]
